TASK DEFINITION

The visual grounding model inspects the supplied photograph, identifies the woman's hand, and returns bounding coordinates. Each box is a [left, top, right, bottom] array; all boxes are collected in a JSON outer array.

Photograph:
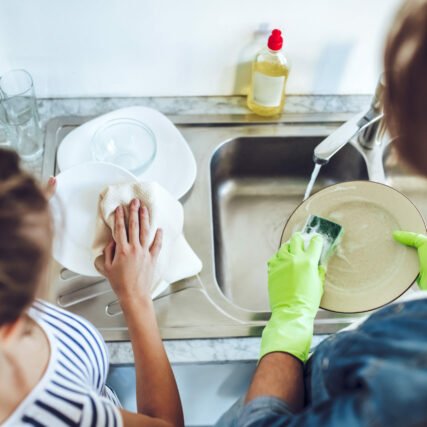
[[393, 230, 427, 290], [44, 176, 57, 200], [103, 198, 162, 303], [104, 200, 183, 426]]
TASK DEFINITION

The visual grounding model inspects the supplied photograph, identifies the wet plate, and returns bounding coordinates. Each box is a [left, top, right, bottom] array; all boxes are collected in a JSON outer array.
[[281, 181, 426, 313]]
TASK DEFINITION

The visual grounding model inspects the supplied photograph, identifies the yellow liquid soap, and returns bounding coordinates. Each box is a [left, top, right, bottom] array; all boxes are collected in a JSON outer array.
[[247, 29, 290, 117], [247, 61, 290, 116]]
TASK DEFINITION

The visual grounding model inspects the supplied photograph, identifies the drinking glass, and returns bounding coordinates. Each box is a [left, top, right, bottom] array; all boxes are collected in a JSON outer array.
[[0, 93, 12, 147], [0, 69, 43, 160]]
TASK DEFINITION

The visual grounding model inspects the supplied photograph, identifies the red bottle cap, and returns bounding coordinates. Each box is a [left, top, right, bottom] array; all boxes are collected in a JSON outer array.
[[268, 29, 283, 51]]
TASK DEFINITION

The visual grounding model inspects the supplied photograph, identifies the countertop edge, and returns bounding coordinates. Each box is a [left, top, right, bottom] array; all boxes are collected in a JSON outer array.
[[107, 335, 329, 365]]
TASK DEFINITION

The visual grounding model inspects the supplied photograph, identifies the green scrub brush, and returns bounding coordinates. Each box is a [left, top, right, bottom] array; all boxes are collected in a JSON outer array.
[[302, 215, 343, 264]]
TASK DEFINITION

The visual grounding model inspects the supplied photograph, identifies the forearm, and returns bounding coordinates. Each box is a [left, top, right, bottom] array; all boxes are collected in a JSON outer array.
[[244, 234, 322, 415], [121, 296, 184, 427], [251, 309, 314, 411], [245, 352, 304, 411]]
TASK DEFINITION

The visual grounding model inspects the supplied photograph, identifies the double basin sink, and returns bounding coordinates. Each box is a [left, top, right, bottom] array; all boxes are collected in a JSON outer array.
[[43, 112, 427, 341]]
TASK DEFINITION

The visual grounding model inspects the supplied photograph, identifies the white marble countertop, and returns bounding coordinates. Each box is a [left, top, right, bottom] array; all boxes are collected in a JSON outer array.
[[25, 95, 370, 364], [108, 335, 330, 365], [36, 95, 370, 120]]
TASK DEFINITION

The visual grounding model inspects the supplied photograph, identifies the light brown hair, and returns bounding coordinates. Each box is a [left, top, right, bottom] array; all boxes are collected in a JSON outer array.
[[0, 148, 50, 325], [384, 0, 427, 173]]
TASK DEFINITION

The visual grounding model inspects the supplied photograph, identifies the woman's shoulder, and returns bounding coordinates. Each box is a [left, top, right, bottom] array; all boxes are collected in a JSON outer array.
[[31, 299, 106, 345], [2, 300, 121, 427], [29, 299, 110, 389], [4, 384, 123, 427]]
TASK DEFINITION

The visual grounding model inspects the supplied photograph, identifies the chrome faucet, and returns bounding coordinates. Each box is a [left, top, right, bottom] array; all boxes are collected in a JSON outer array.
[[357, 75, 386, 150], [313, 76, 388, 165]]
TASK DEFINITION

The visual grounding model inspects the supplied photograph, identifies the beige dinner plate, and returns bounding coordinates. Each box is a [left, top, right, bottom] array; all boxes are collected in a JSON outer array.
[[281, 181, 426, 313]]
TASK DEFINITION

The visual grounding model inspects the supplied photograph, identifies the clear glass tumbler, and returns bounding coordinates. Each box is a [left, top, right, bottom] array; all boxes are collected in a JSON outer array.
[[0, 69, 43, 160], [0, 93, 12, 148]]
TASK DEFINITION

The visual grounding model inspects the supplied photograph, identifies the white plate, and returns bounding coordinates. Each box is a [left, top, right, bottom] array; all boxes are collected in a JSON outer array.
[[56, 106, 197, 199], [51, 162, 138, 276]]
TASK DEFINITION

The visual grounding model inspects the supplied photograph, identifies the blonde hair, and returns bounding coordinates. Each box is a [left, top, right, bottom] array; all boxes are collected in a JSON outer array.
[[0, 148, 50, 325], [384, 0, 427, 173]]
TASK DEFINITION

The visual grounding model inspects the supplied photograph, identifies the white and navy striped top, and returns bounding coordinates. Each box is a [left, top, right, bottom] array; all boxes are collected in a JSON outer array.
[[3, 299, 123, 427]]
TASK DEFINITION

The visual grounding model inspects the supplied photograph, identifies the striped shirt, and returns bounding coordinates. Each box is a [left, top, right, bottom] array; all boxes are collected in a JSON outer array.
[[2, 299, 123, 427]]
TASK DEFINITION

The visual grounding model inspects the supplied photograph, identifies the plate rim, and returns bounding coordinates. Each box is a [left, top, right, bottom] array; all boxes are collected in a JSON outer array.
[[279, 180, 426, 314], [52, 160, 139, 276]]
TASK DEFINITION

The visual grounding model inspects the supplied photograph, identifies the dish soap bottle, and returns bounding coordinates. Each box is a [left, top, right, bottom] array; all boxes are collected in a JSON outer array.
[[247, 29, 290, 116]]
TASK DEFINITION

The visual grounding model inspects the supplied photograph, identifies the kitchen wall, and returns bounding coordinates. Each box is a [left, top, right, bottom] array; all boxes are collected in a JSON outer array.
[[0, 0, 402, 97]]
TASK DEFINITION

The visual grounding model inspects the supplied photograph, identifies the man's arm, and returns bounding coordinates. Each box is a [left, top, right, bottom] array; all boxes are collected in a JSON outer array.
[[243, 234, 324, 411], [245, 352, 304, 411]]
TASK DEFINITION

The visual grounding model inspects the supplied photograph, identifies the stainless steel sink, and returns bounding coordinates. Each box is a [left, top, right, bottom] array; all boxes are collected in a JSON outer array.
[[42, 112, 423, 341], [210, 137, 368, 311]]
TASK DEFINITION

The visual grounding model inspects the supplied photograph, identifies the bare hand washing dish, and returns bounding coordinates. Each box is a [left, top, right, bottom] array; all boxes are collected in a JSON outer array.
[[247, 29, 290, 116]]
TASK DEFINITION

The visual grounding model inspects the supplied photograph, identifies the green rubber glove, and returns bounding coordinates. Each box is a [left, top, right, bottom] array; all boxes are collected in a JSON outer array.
[[260, 233, 325, 363], [393, 230, 427, 290]]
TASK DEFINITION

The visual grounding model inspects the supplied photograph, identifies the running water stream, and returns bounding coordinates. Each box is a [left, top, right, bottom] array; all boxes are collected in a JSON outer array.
[[303, 163, 322, 200]]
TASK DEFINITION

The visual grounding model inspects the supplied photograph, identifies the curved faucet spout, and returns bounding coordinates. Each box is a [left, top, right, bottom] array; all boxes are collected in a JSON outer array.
[[313, 111, 366, 164], [314, 75, 386, 165], [313, 110, 385, 165]]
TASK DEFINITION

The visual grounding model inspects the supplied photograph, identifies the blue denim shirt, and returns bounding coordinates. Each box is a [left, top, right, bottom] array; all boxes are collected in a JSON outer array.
[[219, 297, 427, 426]]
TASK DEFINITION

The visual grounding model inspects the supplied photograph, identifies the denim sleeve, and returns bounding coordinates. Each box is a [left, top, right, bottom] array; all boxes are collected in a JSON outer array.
[[237, 394, 376, 427], [236, 396, 295, 427]]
